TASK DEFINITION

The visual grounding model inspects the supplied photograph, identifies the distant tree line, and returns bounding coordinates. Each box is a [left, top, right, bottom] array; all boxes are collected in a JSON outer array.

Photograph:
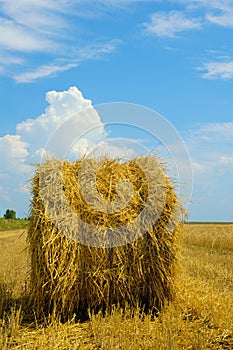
[[3, 209, 16, 219], [1, 209, 28, 220]]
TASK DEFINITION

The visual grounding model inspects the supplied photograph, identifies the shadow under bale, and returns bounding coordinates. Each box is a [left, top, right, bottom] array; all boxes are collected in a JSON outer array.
[[27, 156, 183, 322]]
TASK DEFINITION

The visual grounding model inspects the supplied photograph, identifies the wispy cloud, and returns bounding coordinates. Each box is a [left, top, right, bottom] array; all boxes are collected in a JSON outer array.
[[0, 52, 24, 76], [76, 40, 121, 60], [198, 122, 233, 138], [0, 0, 67, 34], [0, 18, 53, 52], [188, 122, 233, 142], [144, 10, 203, 37], [206, 9, 233, 27], [175, 0, 233, 80], [197, 61, 233, 79], [183, 120, 233, 220], [201, 0, 233, 28], [174, 0, 233, 11], [13, 40, 119, 83], [0, 0, 121, 82], [174, 0, 233, 27], [0, 53, 24, 65], [185, 122, 233, 177], [2, 0, 233, 82], [186, 122, 233, 201], [191, 161, 208, 173], [144, 0, 233, 39], [14, 63, 79, 83], [220, 154, 233, 164]]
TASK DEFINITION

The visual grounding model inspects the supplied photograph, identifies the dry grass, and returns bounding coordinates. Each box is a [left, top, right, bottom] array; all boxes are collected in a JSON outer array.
[[0, 230, 28, 301], [28, 157, 182, 320], [0, 224, 233, 349], [184, 223, 233, 252]]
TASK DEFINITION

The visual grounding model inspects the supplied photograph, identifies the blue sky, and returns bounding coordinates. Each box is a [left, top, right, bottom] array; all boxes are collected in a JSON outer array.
[[0, 0, 233, 221]]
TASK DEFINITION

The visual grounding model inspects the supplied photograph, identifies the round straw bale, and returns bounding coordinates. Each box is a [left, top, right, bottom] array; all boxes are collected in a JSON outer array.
[[27, 156, 183, 321]]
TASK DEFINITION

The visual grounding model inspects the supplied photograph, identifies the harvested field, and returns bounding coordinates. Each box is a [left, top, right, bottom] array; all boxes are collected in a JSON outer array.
[[0, 224, 233, 349]]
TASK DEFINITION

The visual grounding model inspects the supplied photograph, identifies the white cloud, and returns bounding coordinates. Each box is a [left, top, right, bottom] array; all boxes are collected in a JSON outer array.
[[183, 120, 233, 221], [186, 122, 233, 174], [70, 138, 89, 157], [201, 122, 233, 138], [220, 154, 233, 164], [174, 0, 233, 10], [16, 86, 103, 158], [197, 61, 233, 79], [0, 52, 23, 65], [0, 1, 120, 82], [174, 0, 233, 27], [206, 10, 233, 27], [14, 62, 78, 83], [0, 51, 24, 75], [76, 40, 121, 60], [1, 0, 233, 83], [13, 40, 118, 83], [0, 85, 142, 217], [0, 86, 232, 221], [21, 86, 92, 126], [0, 135, 29, 173], [192, 161, 208, 173], [144, 10, 202, 37], [197, 0, 233, 27], [0, 0, 67, 35], [0, 134, 29, 213], [0, 17, 53, 52], [191, 122, 233, 140], [0, 86, 107, 216], [85, 141, 136, 159]]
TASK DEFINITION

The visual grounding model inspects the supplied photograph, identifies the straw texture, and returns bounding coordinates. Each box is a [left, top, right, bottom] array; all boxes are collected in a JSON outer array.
[[28, 156, 183, 320]]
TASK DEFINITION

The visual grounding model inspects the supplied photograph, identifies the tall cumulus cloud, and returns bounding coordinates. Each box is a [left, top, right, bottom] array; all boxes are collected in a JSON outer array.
[[0, 86, 104, 216]]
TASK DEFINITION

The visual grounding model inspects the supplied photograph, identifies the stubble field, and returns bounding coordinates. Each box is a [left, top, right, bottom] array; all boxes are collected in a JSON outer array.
[[0, 223, 232, 349]]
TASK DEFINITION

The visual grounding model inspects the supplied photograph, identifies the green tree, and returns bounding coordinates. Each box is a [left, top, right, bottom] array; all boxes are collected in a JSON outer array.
[[3, 209, 16, 219]]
